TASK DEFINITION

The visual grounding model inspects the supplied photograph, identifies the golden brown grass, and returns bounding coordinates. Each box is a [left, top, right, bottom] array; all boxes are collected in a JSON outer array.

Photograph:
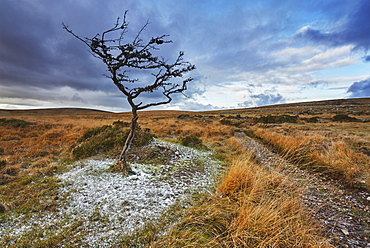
[[0, 112, 122, 212], [0, 110, 235, 212], [250, 123, 370, 189], [0, 122, 79, 212], [147, 117, 234, 142], [0, 122, 80, 182], [3, 100, 368, 246], [150, 154, 332, 247]]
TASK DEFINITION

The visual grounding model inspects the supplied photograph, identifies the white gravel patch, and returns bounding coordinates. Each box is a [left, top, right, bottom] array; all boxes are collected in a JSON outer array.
[[0, 140, 221, 247]]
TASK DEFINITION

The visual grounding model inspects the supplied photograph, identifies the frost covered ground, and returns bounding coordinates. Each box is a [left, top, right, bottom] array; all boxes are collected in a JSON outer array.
[[0, 140, 221, 247]]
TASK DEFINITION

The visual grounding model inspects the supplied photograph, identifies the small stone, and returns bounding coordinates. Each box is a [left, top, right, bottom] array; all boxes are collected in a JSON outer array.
[[367, 196, 370, 201], [0, 203, 6, 213], [341, 228, 349, 235]]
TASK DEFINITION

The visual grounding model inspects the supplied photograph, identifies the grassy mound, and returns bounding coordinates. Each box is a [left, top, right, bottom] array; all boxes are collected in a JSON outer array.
[[71, 122, 154, 160], [0, 118, 33, 128], [178, 134, 206, 149]]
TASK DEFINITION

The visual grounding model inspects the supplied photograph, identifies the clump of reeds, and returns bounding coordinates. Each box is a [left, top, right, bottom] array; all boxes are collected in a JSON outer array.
[[150, 154, 331, 247], [251, 126, 370, 189]]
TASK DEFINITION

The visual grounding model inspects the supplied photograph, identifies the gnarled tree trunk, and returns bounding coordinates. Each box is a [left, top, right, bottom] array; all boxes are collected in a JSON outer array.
[[114, 107, 138, 174]]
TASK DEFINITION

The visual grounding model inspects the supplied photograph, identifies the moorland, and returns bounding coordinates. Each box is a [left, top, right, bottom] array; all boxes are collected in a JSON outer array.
[[0, 97, 369, 247]]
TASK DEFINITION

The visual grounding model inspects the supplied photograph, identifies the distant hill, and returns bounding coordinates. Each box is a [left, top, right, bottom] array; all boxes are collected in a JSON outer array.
[[202, 98, 370, 115], [0, 108, 113, 116], [0, 98, 369, 116]]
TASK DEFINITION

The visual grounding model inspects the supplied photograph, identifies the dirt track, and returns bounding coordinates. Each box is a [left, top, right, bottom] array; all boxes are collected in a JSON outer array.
[[235, 132, 370, 248]]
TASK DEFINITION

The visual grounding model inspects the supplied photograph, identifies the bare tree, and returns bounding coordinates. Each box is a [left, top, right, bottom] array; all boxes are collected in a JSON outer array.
[[63, 11, 195, 174]]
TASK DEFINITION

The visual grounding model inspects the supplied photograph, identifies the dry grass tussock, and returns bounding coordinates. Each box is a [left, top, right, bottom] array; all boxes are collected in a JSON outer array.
[[0, 118, 84, 212], [145, 116, 238, 161], [147, 117, 234, 143], [151, 154, 331, 247], [251, 124, 370, 189], [0, 122, 78, 183]]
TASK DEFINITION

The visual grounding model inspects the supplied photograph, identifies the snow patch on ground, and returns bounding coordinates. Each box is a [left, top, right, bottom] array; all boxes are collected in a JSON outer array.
[[0, 140, 221, 247]]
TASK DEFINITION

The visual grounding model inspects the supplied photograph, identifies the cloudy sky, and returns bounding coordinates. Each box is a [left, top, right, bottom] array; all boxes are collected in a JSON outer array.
[[1, 0, 369, 112]]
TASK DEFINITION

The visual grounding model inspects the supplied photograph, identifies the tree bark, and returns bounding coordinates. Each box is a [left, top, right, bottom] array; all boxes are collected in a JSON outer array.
[[115, 107, 138, 174]]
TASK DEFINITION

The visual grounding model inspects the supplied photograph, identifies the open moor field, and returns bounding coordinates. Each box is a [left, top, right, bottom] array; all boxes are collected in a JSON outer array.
[[0, 98, 369, 247]]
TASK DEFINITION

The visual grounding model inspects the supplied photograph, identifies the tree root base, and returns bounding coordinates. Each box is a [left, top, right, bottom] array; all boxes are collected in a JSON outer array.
[[112, 161, 136, 175]]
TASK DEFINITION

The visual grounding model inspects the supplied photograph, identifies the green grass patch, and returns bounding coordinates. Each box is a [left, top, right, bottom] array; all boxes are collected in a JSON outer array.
[[0, 118, 33, 128], [254, 114, 299, 124], [71, 122, 155, 160], [178, 134, 206, 150], [332, 114, 360, 122]]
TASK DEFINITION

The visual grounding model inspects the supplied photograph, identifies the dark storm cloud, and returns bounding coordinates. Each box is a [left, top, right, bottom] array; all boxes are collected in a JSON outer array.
[[176, 1, 290, 74], [71, 93, 88, 104], [300, 81, 329, 90], [237, 101, 253, 108], [296, 0, 370, 52], [0, 0, 367, 111], [295, 28, 341, 47], [238, 91, 286, 107], [0, 0, 115, 92], [347, 78, 370, 98], [0, 0, 194, 96], [362, 55, 370, 62], [250, 92, 285, 106]]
